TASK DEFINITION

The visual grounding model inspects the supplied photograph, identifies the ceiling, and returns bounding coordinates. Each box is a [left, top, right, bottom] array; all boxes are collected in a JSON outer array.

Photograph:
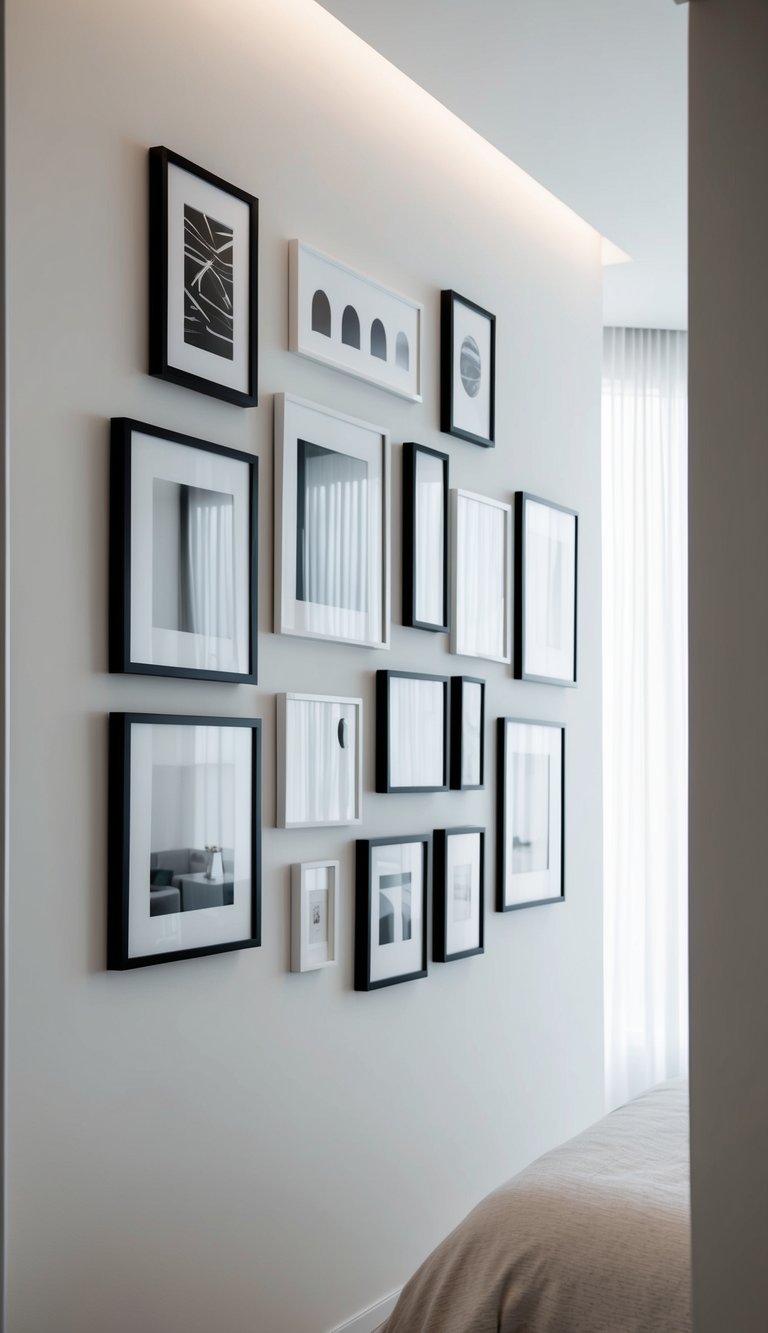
[[317, 0, 688, 329]]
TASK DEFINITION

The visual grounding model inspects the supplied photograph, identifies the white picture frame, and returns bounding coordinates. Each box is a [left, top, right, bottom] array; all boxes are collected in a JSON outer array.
[[274, 393, 391, 649], [291, 860, 340, 972], [289, 240, 422, 401], [277, 693, 363, 829], [450, 488, 512, 663]]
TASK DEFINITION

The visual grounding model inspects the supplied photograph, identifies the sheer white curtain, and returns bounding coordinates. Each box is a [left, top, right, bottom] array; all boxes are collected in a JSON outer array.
[[602, 327, 689, 1109]]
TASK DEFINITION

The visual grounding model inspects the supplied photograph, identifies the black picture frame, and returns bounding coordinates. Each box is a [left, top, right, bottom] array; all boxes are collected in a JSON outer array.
[[375, 670, 449, 793], [108, 713, 262, 969], [440, 289, 496, 448], [433, 827, 485, 962], [149, 146, 259, 407], [355, 834, 430, 991], [402, 441, 449, 633], [496, 717, 565, 913], [109, 417, 258, 683], [514, 491, 578, 686], [450, 676, 486, 790]]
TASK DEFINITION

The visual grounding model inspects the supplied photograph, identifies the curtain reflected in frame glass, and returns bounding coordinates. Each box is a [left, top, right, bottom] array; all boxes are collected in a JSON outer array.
[[496, 717, 564, 912], [450, 488, 511, 663], [450, 676, 485, 790], [402, 442, 449, 633], [514, 491, 578, 686], [375, 670, 449, 794]]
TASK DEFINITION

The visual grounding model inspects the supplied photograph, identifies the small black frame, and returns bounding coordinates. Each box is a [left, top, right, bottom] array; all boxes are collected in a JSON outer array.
[[514, 491, 578, 686], [450, 676, 486, 790], [433, 826, 485, 962], [149, 146, 259, 407], [109, 417, 258, 683], [355, 834, 430, 991], [402, 441, 449, 632], [440, 289, 496, 447], [496, 716, 565, 913], [376, 670, 450, 793], [108, 713, 262, 969]]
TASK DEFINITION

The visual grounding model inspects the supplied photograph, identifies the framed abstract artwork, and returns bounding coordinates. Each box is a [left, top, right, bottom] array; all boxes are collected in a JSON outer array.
[[289, 240, 422, 401], [497, 717, 564, 912], [149, 146, 258, 407], [276, 693, 363, 828], [355, 835, 429, 991], [402, 442, 449, 633], [274, 393, 391, 649], [290, 860, 340, 972], [375, 670, 449, 794], [440, 290, 496, 447], [110, 418, 258, 683], [450, 488, 512, 663], [514, 492, 578, 686], [450, 676, 485, 790], [433, 827, 485, 962], [108, 713, 261, 968]]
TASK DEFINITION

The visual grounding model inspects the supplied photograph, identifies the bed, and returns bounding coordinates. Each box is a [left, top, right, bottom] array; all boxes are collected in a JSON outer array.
[[377, 1080, 691, 1333]]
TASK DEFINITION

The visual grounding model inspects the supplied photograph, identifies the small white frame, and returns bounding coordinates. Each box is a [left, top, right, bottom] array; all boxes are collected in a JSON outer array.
[[291, 860, 340, 972], [277, 693, 364, 829], [450, 488, 512, 663], [289, 240, 423, 401]]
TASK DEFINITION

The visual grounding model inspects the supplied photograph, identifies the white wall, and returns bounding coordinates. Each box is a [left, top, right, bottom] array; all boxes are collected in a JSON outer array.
[[4, 2, 604, 1330], [688, 2, 768, 1329]]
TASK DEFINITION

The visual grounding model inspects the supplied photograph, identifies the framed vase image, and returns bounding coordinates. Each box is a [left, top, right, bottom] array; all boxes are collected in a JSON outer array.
[[433, 827, 485, 962], [497, 717, 564, 912], [402, 442, 449, 633], [514, 492, 578, 686], [276, 693, 363, 828], [149, 146, 258, 407], [440, 290, 496, 447], [289, 240, 422, 401], [450, 676, 485, 790], [376, 670, 449, 794], [110, 418, 258, 683], [355, 835, 429, 991], [291, 860, 340, 972], [451, 489, 511, 663], [274, 393, 391, 649], [108, 713, 262, 969]]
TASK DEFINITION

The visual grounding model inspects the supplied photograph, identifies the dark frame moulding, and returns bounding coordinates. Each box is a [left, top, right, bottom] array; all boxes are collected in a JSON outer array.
[[513, 490, 579, 686], [354, 834, 430, 991], [109, 417, 259, 684], [375, 670, 450, 794], [402, 441, 450, 633], [450, 675, 486, 791], [148, 145, 259, 408], [107, 713, 262, 970], [496, 716, 565, 913], [433, 826, 485, 963], [440, 289, 496, 448]]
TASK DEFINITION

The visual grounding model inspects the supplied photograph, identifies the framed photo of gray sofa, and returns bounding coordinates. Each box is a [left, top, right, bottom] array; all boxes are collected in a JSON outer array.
[[108, 713, 261, 968]]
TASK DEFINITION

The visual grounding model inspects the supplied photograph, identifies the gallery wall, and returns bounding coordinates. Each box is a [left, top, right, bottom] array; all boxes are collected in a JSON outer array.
[[5, 1, 604, 1329]]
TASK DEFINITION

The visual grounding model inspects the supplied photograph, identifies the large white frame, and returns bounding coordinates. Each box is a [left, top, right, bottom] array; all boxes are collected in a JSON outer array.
[[274, 393, 391, 649], [450, 488, 512, 663], [276, 692, 363, 829], [290, 860, 340, 972]]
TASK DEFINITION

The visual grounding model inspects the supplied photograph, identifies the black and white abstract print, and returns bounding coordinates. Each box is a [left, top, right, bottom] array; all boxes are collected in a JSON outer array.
[[184, 205, 234, 360]]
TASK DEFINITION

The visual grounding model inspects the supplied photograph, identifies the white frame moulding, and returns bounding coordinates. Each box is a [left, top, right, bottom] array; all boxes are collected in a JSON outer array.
[[276, 692, 364, 830], [290, 859, 341, 973]]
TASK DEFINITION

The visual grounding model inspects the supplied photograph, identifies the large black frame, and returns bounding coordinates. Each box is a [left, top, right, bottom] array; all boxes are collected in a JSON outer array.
[[375, 670, 449, 794], [514, 491, 578, 686], [109, 417, 258, 683], [149, 146, 259, 407], [402, 441, 449, 632], [355, 834, 429, 991], [108, 713, 262, 969], [433, 826, 485, 963], [496, 717, 565, 913], [440, 289, 496, 447], [450, 676, 486, 790]]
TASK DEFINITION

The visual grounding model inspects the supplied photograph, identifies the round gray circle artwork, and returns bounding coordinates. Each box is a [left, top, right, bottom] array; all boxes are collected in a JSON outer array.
[[460, 335, 482, 398]]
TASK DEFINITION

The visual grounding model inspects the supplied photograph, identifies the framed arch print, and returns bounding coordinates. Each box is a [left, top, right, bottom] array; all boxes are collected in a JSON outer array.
[[289, 240, 422, 401], [441, 289, 496, 447], [149, 147, 258, 407], [497, 718, 564, 912]]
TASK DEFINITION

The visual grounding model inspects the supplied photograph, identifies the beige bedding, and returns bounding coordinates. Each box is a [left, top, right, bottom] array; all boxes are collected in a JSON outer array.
[[378, 1080, 691, 1333]]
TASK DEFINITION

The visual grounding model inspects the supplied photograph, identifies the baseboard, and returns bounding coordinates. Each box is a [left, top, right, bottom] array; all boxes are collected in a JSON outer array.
[[328, 1289, 400, 1333]]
